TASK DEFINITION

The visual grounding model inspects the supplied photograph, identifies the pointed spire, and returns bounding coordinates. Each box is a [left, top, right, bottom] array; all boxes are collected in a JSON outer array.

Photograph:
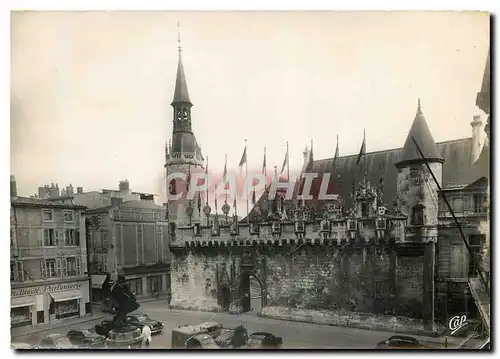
[[396, 99, 444, 168], [171, 22, 191, 106], [177, 21, 182, 54]]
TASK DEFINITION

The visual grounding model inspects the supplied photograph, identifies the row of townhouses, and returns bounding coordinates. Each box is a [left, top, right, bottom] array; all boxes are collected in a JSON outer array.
[[10, 178, 171, 328]]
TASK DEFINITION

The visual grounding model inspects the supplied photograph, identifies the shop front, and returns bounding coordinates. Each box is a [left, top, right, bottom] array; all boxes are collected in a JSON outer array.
[[49, 290, 83, 320], [10, 296, 36, 328], [11, 280, 90, 327]]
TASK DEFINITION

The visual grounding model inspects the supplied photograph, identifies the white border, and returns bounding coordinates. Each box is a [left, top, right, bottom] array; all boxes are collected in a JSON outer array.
[[2, 2, 498, 359]]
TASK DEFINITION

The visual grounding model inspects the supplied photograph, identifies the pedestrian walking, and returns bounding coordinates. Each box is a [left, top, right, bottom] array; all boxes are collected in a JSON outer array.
[[142, 325, 152, 348]]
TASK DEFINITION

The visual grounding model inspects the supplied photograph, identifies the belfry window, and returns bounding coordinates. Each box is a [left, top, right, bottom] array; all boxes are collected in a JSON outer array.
[[411, 204, 425, 226]]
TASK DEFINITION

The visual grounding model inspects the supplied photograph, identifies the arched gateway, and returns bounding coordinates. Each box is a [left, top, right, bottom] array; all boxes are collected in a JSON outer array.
[[232, 270, 266, 313]]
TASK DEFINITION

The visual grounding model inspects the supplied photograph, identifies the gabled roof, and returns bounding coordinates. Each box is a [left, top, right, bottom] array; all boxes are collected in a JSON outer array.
[[171, 53, 191, 105], [476, 48, 490, 114], [396, 101, 444, 167]]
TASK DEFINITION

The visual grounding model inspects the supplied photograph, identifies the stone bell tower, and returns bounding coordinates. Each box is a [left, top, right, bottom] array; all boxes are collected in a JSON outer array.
[[165, 35, 205, 227]]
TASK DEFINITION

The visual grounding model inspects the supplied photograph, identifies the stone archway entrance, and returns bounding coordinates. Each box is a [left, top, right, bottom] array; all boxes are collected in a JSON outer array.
[[233, 270, 265, 314], [219, 284, 231, 311]]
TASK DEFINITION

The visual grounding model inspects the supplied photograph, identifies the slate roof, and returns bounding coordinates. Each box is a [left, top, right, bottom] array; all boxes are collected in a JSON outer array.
[[172, 131, 204, 157], [396, 103, 444, 167], [476, 48, 490, 114], [119, 200, 164, 210], [248, 137, 478, 217], [171, 53, 191, 105], [11, 196, 86, 209]]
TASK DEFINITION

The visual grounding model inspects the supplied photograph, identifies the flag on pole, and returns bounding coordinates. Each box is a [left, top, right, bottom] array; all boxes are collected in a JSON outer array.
[[239, 145, 247, 167], [223, 154, 227, 180], [280, 143, 289, 174], [356, 131, 366, 165], [214, 185, 218, 213], [305, 140, 314, 172], [334, 134, 339, 162], [262, 147, 267, 175]]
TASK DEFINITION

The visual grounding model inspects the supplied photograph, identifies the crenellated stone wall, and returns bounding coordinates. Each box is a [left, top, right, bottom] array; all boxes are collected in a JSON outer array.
[[169, 217, 434, 333]]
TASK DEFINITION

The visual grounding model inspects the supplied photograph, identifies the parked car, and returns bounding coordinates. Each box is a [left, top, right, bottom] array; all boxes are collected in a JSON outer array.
[[67, 329, 106, 348], [172, 322, 223, 349], [375, 335, 433, 350], [126, 314, 164, 334], [10, 342, 33, 350], [37, 334, 75, 349], [173, 322, 283, 349]]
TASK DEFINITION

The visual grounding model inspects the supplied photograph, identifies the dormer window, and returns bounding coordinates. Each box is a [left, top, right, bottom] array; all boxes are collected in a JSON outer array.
[[295, 221, 305, 234], [361, 202, 369, 217], [194, 223, 201, 236], [376, 219, 386, 230], [250, 222, 260, 235], [347, 220, 357, 231], [411, 204, 425, 226]]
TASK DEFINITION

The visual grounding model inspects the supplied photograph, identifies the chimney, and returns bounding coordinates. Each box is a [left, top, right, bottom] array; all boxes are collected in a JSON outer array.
[[119, 180, 130, 192], [10, 175, 17, 197], [77, 186, 83, 194], [471, 114, 483, 164], [66, 184, 74, 196]]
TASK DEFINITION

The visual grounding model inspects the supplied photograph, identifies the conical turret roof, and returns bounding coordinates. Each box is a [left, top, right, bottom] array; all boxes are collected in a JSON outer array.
[[396, 100, 444, 168], [171, 53, 191, 105]]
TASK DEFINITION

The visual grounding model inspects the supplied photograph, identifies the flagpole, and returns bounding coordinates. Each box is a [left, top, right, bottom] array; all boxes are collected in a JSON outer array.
[[205, 156, 209, 225], [364, 129, 367, 186], [286, 141, 290, 183], [188, 164, 192, 226], [205, 156, 209, 204], [264, 146, 267, 184], [245, 139, 249, 223], [224, 153, 228, 204]]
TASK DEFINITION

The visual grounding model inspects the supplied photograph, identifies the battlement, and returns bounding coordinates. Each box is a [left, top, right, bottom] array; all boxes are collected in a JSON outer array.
[[169, 214, 419, 250]]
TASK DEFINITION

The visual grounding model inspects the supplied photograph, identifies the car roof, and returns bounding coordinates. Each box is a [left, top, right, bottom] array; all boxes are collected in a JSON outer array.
[[388, 335, 417, 341]]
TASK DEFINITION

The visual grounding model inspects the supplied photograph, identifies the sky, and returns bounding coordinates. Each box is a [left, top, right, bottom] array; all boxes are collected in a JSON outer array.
[[10, 11, 490, 204]]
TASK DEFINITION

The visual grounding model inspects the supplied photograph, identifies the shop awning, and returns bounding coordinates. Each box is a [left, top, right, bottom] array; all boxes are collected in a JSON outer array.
[[50, 290, 83, 302], [11, 296, 36, 308], [92, 274, 107, 289]]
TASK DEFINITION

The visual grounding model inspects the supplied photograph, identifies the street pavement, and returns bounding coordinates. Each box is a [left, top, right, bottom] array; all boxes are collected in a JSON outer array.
[[12, 300, 448, 349]]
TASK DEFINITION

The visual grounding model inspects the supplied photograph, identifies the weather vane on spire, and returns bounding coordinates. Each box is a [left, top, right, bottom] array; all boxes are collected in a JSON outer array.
[[177, 21, 182, 54]]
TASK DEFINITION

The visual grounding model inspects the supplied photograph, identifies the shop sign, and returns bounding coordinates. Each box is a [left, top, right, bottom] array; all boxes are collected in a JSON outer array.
[[11, 283, 82, 298]]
